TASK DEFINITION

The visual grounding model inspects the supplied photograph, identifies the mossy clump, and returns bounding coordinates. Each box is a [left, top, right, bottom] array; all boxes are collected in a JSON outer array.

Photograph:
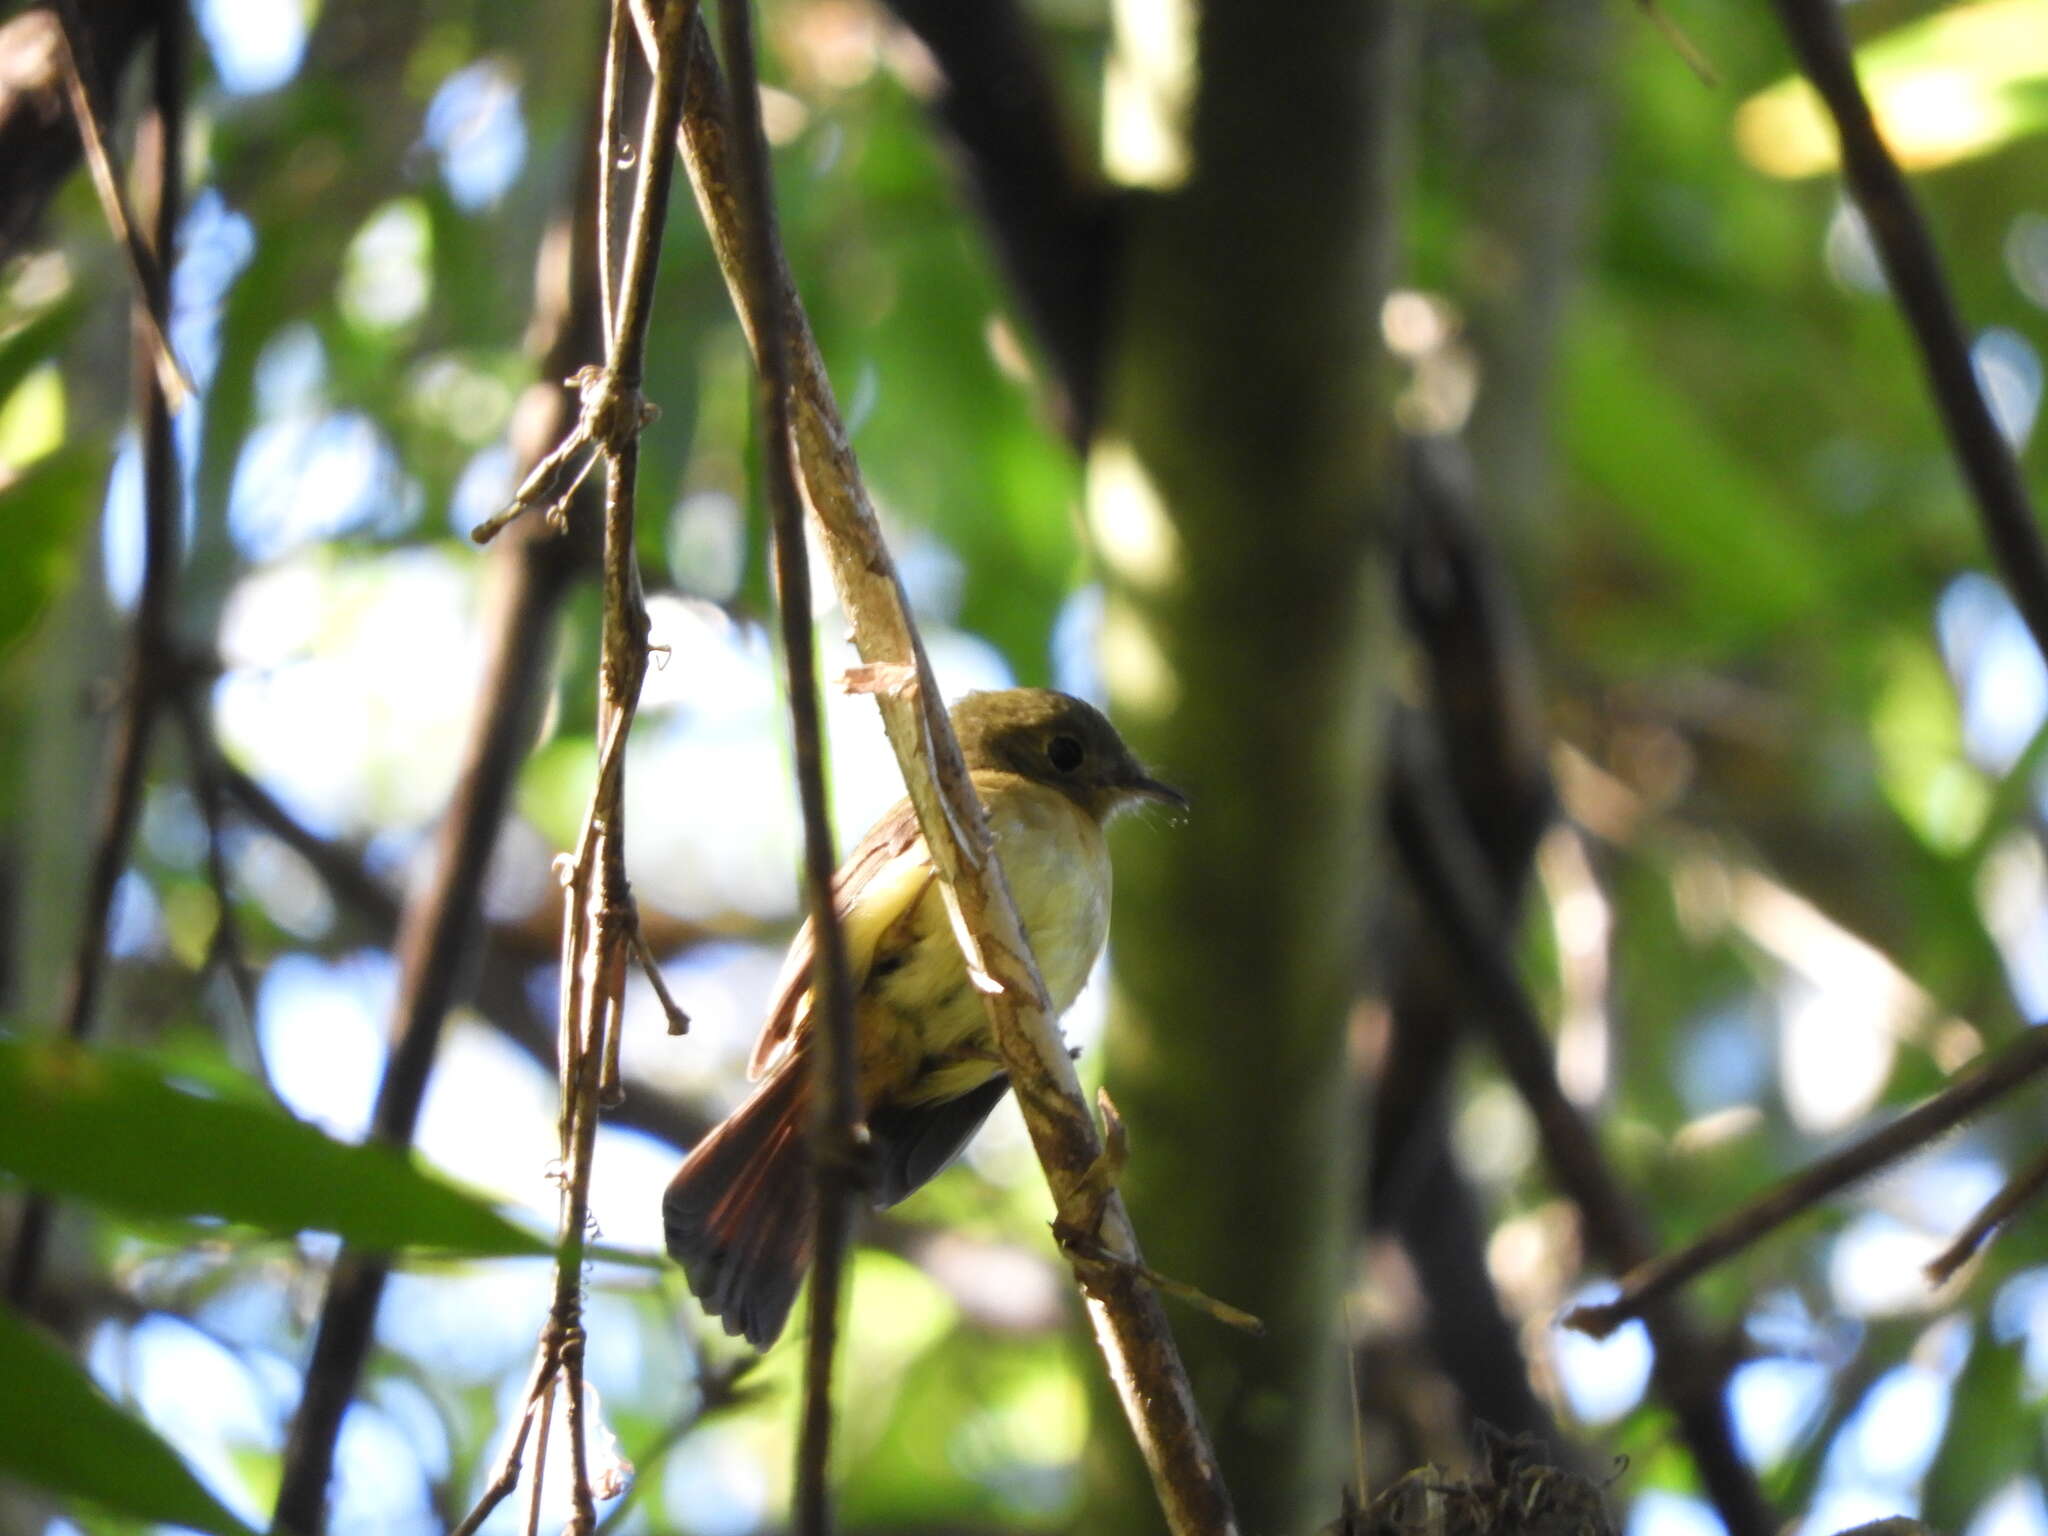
[[1324, 1432, 1618, 1536]]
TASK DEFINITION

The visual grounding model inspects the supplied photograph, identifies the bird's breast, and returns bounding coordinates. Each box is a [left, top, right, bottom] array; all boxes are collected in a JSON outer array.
[[859, 777, 1110, 1106]]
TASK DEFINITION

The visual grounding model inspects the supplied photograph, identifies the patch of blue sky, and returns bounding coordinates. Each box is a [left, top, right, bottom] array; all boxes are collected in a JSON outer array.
[[617, 939, 790, 1103], [171, 191, 255, 390], [1800, 1484, 1913, 1536], [1830, 1213, 1950, 1316], [1730, 1355, 1830, 1468], [662, 1420, 773, 1536], [228, 410, 418, 560], [256, 950, 393, 1141], [1937, 574, 2047, 775], [1053, 583, 1106, 703], [213, 547, 484, 834], [423, 61, 528, 211], [1674, 1003, 1769, 1116], [194, 0, 307, 94], [329, 1401, 437, 1535], [1628, 1491, 1725, 1536], [106, 869, 164, 959], [1835, 1360, 1953, 1486], [1969, 1479, 2048, 1536], [123, 1313, 277, 1527], [1992, 1269, 2048, 1393], [450, 443, 514, 537], [1554, 1282, 1654, 1424], [1974, 328, 2043, 451], [371, 1374, 454, 1486], [378, 1260, 554, 1388], [586, 1123, 684, 1257], [415, 1018, 559, 1222]]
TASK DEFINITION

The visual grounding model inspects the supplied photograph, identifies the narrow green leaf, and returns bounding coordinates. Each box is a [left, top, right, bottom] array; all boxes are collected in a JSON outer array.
[[0, 1302, 260, 1536], [0, 1035, 546, 1257]]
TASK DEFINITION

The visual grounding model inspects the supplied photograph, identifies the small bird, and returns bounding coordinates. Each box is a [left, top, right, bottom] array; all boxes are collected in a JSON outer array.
[[663, 687, 1185, 1348]]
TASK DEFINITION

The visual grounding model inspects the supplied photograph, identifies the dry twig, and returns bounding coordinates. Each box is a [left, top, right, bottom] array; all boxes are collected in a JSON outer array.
[[49, 0, 190, 408], [448, 4, 692, 1530], [1561, 1024, 2048, 1339]]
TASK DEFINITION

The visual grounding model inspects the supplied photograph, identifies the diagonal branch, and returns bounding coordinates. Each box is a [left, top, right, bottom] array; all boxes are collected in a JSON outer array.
[[1767, 0, 2048, 667], [0, 0, 155, 264], [1564, 1022, 2048, 1338], [49, 0, 190, 409], [623, 7, 1238, 1531]]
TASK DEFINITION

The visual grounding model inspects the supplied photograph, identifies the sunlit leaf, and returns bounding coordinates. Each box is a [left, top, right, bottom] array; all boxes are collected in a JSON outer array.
[[1737, 0, 2048, 177], [0, 1035, 545, 1256], [0, 1301, 260, 1536]]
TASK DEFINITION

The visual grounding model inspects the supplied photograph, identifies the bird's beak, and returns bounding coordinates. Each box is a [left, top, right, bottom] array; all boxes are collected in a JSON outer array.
[[1124, 774, 1189, 811]]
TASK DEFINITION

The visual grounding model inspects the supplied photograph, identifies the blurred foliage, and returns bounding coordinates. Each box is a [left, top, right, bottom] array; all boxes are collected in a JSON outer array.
[[4, 0, 2048, 1532]]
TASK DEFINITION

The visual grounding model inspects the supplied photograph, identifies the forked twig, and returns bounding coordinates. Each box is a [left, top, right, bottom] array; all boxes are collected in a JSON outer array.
[[447, 3, 693, 1531]]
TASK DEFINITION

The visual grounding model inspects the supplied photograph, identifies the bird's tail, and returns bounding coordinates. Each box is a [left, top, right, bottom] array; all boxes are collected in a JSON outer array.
[[663, 1053, 816, 1349]]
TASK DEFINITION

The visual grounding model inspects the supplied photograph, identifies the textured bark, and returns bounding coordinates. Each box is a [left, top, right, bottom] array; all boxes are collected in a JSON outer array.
[[1081, 3, 1409, 1530]]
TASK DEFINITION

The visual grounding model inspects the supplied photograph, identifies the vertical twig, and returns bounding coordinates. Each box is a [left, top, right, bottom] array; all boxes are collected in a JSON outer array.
[[447, 4, 692, 1530], [1767, 0, 2048, 668], [6, 0, 185, 1314], [707, 1, 860, 1528]]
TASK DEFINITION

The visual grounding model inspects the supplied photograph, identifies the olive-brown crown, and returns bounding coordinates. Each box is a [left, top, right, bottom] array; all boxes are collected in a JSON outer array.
[[950, 688, 1186, 822]]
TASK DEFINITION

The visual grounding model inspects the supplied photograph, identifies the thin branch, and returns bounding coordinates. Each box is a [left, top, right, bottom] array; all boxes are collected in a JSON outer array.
[[705, 0, 861, 1527], [1385, 727, 1775, 1536], [1767, 0, 2048, 668], [624, 8, 1238, 1531], [450, 5, 692, 1530], [1925, 1140, 2048, 1285], [50, 0, 190, 409], [6, 0, 184, 1314], [1564, 1023, 2048, 1338]]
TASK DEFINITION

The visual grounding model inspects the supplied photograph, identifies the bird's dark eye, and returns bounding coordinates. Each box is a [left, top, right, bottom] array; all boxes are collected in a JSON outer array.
[[1047, 734, 1084, 773]]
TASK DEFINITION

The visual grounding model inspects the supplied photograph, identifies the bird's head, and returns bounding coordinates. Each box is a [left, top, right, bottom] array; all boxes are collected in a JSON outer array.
[[950, 688, 1187, 824]]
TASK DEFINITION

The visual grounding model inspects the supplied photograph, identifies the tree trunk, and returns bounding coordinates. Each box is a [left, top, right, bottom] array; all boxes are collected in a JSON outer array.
[[1082, 3, 1410, 1530]]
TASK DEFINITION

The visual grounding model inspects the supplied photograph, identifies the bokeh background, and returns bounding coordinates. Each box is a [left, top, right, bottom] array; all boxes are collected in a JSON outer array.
[[7, 0, 2048, 1533]]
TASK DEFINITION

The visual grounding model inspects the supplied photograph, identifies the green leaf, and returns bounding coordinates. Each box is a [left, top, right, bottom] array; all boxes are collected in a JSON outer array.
[[0, 1035, 546, 1257], [0, 1301, 260, 1536], [0, 446, 97, 660]]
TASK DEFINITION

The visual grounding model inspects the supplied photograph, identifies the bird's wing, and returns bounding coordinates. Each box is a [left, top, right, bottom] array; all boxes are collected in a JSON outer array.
[[747, 795, 933, 1080]]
